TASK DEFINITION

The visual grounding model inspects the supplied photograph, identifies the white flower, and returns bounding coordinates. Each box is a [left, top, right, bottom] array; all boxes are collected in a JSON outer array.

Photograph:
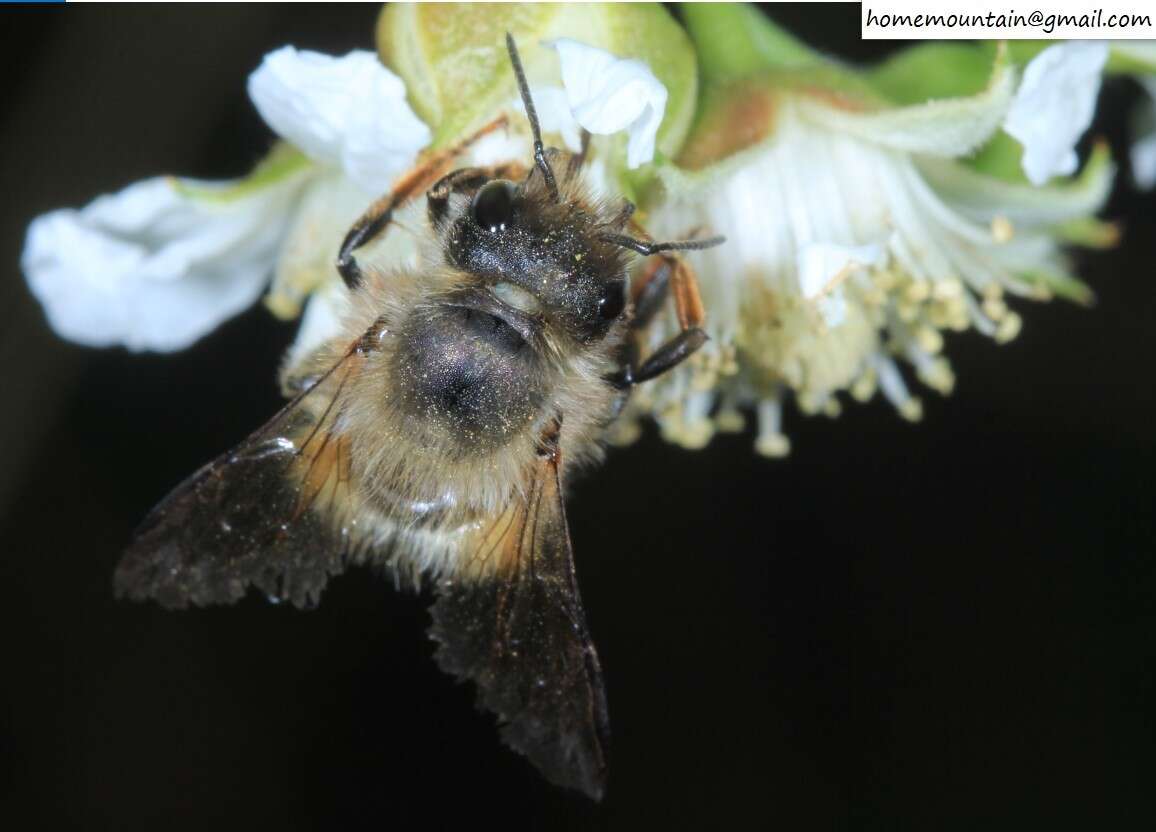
[[1004, 42, 1109, 186], [281, 277, 350, 373], [25, 38, 674, 354], [24, 49, 430, 352], [632, 64, 1113, 457], [1130, 77, 1156, 190], [512, 85, 584, 154], [22, 173, 309, 352], [546, 38, 667, 169], [247, 47, 431, 195]]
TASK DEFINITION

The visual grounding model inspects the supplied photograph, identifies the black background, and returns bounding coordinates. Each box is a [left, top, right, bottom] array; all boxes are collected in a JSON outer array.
[[2, 5, 1154, 830]]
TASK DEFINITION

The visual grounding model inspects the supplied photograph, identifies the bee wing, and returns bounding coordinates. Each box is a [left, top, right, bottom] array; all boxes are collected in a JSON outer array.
[[430, 419, 610, 801], [114, 334, 373, 610]]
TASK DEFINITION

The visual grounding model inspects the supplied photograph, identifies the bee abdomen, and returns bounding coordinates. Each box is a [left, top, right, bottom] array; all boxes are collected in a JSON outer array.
[[391, 305, 544, 452]]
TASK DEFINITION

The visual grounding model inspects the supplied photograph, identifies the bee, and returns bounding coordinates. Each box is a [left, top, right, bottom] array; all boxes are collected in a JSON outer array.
[[114, 35, 723, 800]]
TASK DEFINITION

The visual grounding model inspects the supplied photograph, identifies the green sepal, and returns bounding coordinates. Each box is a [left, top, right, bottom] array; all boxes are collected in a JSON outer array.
[[861, 41, 1034, 182], [1018, 265, 1095, 306], [960, 40, 1155, 183], [680, 3, 820, 83], [1000, 40, 1156, 75], [377, 2, 697, 161], [967, 131, 1028, 183], [867, 42, 999, 105], [1105, 43, 1156, 75], [919, 141, 1115, 228], [173, 143, 312, 203], [1052, 217, 1121, 250]]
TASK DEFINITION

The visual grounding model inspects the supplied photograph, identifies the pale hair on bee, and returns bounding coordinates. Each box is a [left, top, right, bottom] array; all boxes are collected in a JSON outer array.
[[115, 34, 723, 801]]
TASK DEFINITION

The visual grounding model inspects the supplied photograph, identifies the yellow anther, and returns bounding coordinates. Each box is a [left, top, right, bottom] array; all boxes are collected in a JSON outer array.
[[931, 278, 964, 301], [904, 280, 931, 303], [898, 397, 924, 422], [755, 433, 791, 458], [991, 215, 1014, 243], [851, 371, 877, 402], [995, 311, 1022, 343], [915, 326, 944, 355], [714, 409, 746, 433], [982, 297, 1008, 321]]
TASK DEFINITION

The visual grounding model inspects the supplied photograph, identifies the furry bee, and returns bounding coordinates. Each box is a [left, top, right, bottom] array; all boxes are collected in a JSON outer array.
[[115, 35, 722, 800]]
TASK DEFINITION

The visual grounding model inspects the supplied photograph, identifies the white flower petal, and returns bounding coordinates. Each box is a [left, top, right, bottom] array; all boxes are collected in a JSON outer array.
[[640, 86, 1107, 452], [465, 129, 532, 169], [1004, 42, 1109, 186], [512, 86, 583, 153], [797, 242, 884, 328], [247, 47, 430, 194], [546, 38, 667, 169], [22, 174, 306, 352]]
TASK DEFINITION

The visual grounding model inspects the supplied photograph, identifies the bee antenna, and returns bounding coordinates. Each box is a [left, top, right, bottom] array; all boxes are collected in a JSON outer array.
[[506, 32, 560, 203], [599, 233, 727, 257]]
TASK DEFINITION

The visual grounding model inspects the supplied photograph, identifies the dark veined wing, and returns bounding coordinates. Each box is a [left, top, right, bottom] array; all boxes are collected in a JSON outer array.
[[429, 418, 610, 801], [114, 328, 378, 610]]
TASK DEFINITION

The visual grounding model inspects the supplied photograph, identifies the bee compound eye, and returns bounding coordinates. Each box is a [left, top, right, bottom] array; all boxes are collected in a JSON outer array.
[[471, 180, 517, 233], [597, 280, 626, 321]]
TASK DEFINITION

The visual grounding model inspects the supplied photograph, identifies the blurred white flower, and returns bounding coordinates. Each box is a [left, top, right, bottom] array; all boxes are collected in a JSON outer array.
[[1130, 77, 1156, 190], [1004, 41, 1109, 185]]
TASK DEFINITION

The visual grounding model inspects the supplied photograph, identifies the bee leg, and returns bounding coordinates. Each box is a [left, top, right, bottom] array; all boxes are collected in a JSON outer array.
[[608, 327, 708, 388], [630, 256, 673, 329], [662, 251, 707, 331], [426, 168, 491, 227], [606, 257, 670, 388], [609, 247, 711, 389], [336, 114, 510, 290]]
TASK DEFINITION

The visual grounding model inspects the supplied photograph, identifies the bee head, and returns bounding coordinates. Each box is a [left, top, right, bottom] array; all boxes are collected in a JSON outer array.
[[438, 35, 721, 348], [442, 171, 631, 345], [432, 34, 634, 345]]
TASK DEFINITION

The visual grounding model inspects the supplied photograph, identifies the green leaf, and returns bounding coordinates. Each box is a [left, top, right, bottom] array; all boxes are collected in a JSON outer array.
[[377, 2, 697, 160]]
